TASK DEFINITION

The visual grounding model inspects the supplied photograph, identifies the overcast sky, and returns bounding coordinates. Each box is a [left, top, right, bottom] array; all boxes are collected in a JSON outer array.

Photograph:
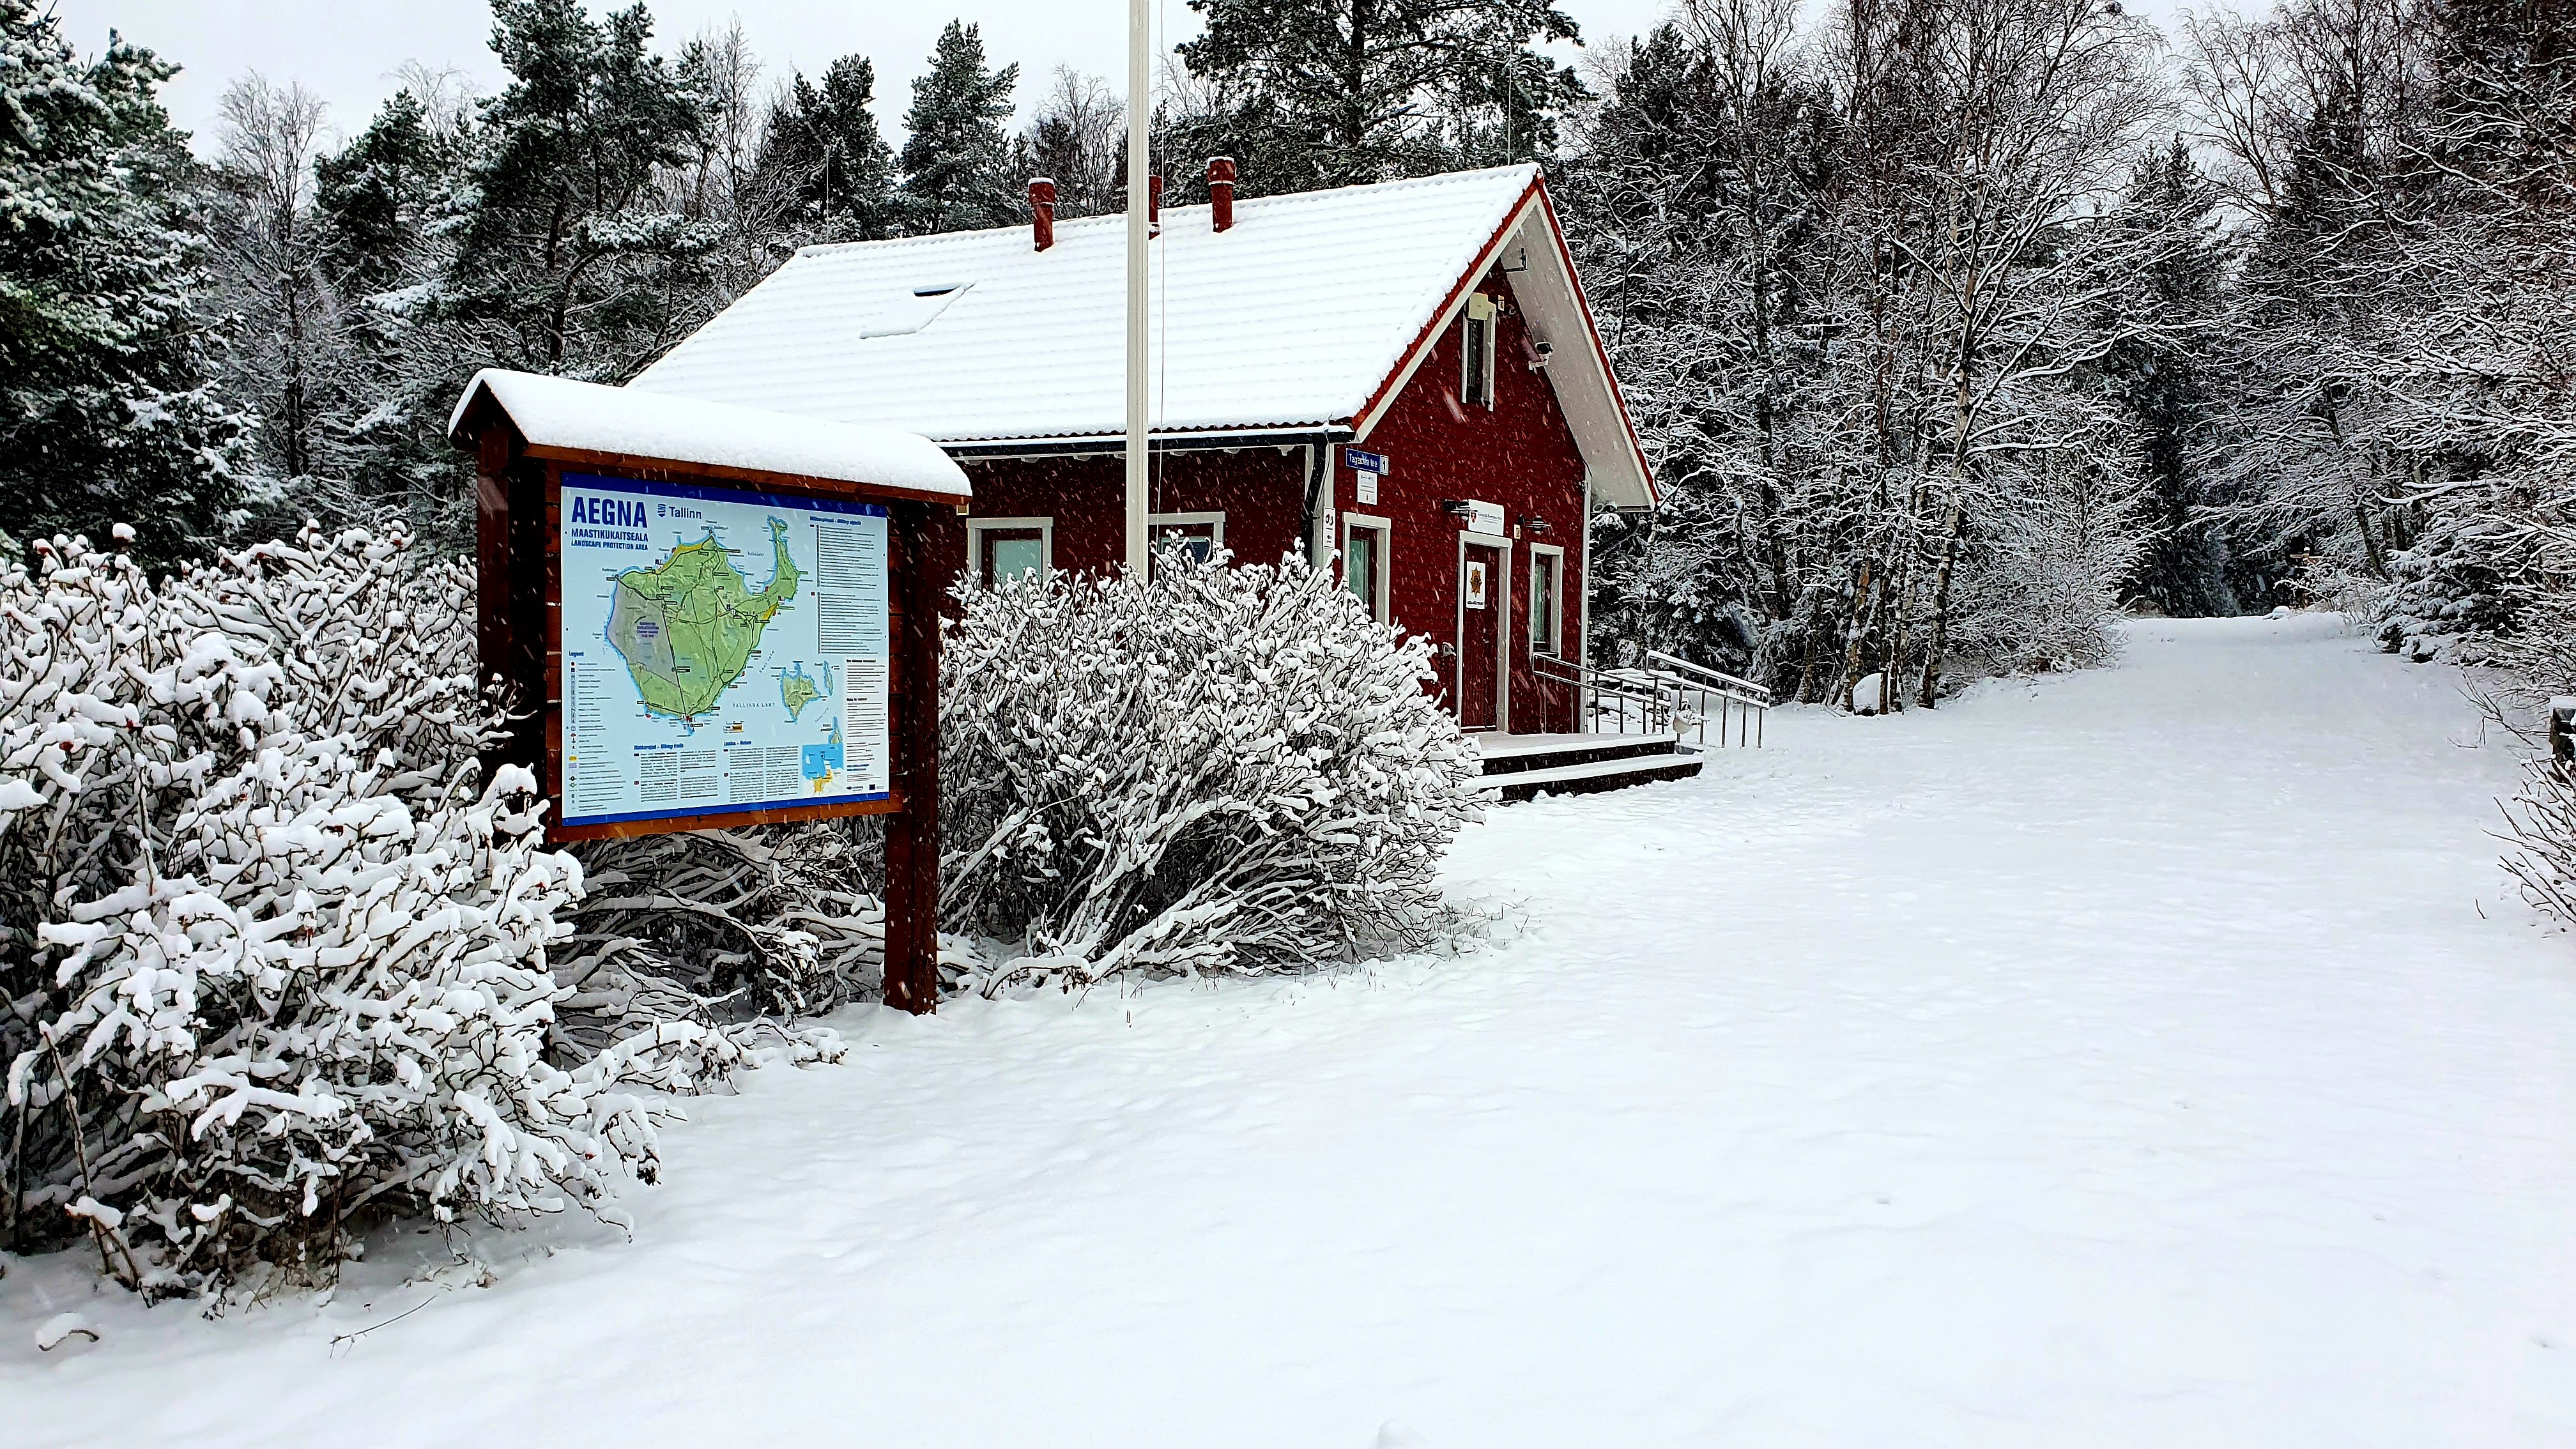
[[50, 0, 2212, 154]]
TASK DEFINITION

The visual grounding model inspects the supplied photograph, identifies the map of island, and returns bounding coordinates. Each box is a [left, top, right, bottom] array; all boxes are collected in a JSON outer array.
[[802, 720, 845, 791], [557, 471, 890, 831], [776, 661, 834, 722], [605, 519, 799, 722]]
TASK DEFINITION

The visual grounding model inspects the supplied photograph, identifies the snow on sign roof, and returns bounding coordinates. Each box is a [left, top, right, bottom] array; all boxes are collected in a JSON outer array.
[[447, 369, 971, 500], [629, 164, 1655, 508]]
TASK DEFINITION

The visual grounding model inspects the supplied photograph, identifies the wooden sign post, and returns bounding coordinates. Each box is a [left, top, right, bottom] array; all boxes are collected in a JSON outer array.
[[453, 373, 963, 1013]]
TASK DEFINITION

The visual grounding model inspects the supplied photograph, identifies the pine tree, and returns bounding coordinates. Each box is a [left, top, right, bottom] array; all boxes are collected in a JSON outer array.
[[1558, 21, 1798, 674], [0, 0, 242, 569], [1177, 0, 1585, 193], [315, 87, 463, 298], [445, 0, 716, 373], [2103, 137, 2235, 617], [2213, 66, 2398, 603], [897, 22, 1020, 234], [754, 55, 899, 240], [299, 82, 480, 540]]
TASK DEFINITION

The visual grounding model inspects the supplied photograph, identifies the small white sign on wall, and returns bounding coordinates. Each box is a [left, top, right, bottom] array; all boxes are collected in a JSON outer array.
[[1346, 447, 1387, 507], [1464, 499, 1505, 536]]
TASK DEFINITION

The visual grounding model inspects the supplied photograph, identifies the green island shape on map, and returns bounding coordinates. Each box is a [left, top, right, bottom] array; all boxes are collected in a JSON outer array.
[[777, 662, 832, 721], [606, 519, 800, 722]]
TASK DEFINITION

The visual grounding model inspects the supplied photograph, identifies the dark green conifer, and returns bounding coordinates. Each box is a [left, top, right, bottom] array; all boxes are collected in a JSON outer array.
[[0, 0, 242, 568], [897, 22, 1020, 234], [755, 56, 898, 241]]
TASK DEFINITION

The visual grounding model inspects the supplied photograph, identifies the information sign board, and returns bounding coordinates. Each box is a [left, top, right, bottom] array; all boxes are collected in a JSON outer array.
[[556, 471, 891, 832]]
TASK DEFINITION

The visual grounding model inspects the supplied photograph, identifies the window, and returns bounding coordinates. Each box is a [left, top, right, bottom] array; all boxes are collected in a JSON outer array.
[[1342, 516, 1390, 622], [1147, 512, 1225, 570], [1461, 295, 1498, 409], [859, 280, 974, 339], [968, 517, 1051, 587], [1529, 546, 1563, 657]]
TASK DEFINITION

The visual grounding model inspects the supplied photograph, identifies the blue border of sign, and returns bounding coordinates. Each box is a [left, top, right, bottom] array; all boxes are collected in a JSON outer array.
[[557, 470, 893, 827], [561, 470, 891, 518]]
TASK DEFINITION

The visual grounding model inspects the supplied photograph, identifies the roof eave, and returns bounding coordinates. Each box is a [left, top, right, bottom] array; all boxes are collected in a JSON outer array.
[[444, 369, 973, 503], [1344, 172, 1551, 441], [939, 422, 1358, 459], [1343, 176, 1659, 512], [1530, 183, 1659, 510]]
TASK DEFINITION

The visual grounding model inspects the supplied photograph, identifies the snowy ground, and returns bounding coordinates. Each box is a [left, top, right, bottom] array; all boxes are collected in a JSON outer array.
[[9, 613, 2576, 1446]]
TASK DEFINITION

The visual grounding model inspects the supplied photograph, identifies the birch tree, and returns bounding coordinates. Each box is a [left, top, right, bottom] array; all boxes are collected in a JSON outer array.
[[209, 74, 339, 488]]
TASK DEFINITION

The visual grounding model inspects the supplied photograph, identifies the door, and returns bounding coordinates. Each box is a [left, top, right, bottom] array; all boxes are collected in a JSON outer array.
[[1343, 521, 1385, 620], [1459, 543, 1503, 730]]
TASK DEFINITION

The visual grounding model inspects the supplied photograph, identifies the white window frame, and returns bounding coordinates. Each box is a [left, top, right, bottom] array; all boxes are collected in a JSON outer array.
[[967, 516, 1053, 586], [1528, 542, 1565, 659], [1341, 511, 1391, 624], [1461, 295, 1498, 410], [1147, 510, 1225, 553]]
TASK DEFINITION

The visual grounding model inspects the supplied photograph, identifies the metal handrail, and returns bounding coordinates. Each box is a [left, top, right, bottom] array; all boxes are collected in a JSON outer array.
[[1646, 650, 1773, 707], [1528, 648, 1768, 750], [1532, 654, 1685, 740], [1644, 650, 1770, 749]]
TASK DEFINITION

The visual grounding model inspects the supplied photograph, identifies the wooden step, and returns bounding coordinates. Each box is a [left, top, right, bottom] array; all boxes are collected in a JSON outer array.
[[1479, 751, 1703, 802], [1473, 733, 1678, 776]]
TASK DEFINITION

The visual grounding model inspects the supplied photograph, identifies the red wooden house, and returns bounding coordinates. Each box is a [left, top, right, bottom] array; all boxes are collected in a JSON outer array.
[[632, 163, 1661, 754]]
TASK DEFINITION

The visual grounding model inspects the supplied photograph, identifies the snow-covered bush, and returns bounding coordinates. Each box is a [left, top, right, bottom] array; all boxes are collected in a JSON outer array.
[[0, 528, 1476, 1288], [2365, 530, 2517, 670], [0, 527, 689, 1294], [562, 821, 889, 1038], [942, 549, 1481, 988], [2502, 738, 2576, 923], [1950, 457, 2150, 676]]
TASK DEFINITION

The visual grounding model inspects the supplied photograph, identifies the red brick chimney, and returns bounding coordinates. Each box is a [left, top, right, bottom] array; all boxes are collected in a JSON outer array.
[[1208, 157, 1236, 233], [1149, 174, 1163, 238], [1028, 177, 1057, 252]]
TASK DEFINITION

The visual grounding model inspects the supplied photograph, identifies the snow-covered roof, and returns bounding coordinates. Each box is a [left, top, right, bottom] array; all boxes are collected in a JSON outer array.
[[447, 369, 971, 500], [628, 165, 1654, 507]]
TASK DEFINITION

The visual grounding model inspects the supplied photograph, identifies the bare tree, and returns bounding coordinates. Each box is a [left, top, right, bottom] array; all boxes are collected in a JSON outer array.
[[1025, 67, 1126, 217], [2178, 7, 2297, 210], [1564, 0, 2174, 709], [1882, 0, 2168, 705], [211, 72, 337, 482], [672, 18, 769, 284], [393, 60, 477, 149]]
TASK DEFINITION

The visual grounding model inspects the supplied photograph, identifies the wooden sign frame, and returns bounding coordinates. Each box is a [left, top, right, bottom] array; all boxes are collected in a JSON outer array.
[[466, 418, 952, 1013]]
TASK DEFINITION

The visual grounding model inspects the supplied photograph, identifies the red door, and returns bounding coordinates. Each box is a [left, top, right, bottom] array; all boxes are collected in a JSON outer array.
[[1459, 544, 1503, 730]]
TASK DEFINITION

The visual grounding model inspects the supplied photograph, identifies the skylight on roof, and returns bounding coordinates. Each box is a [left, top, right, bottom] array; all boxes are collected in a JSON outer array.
[[858, 281, 974, 339]]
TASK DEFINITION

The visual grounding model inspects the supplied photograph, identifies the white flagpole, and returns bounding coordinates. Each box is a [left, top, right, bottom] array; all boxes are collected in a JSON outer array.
[[1123, 0, 1151, 574]]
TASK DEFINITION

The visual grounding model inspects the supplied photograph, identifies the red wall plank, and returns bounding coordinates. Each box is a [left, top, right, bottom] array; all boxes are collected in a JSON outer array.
[[1347, 264, 1589, 735], [928, 266, 1595, 739], [958, 447, 1308, 581]]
